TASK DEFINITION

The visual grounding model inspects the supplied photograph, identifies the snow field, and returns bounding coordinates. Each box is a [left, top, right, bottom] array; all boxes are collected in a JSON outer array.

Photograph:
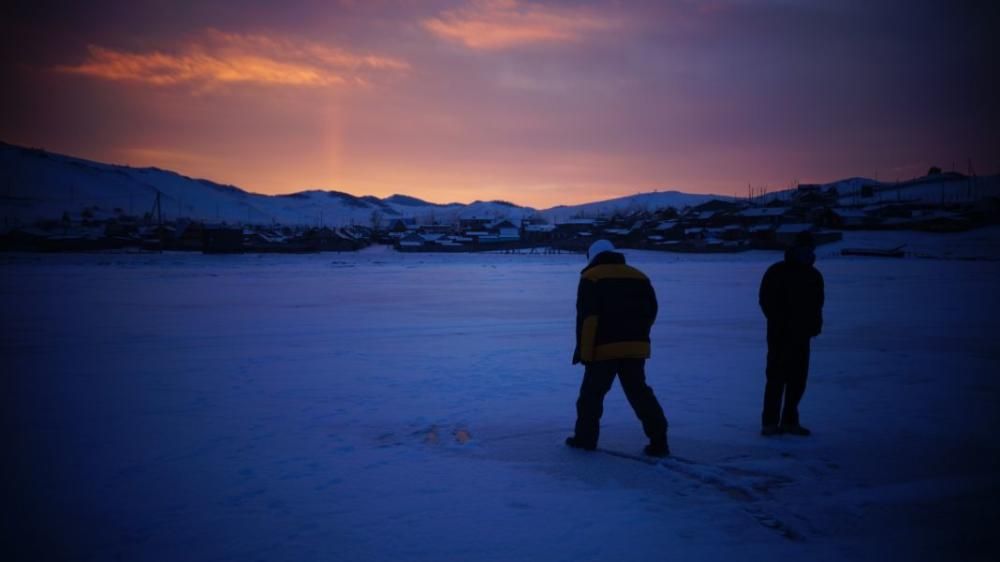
[[2, 239, 999, 561]]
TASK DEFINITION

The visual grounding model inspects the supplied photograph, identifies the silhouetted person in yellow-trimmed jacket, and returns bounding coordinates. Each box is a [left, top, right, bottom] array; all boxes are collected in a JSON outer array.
[[566, 240, 669, 457]]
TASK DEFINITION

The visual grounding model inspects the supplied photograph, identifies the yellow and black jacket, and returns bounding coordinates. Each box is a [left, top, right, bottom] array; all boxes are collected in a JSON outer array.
[[572, 251, 658, 364]]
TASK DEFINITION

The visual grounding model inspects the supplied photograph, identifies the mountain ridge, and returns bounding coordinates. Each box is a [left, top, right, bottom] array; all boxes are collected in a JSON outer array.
[[0, 141, 732, 227], [5, 141, 992, 229]]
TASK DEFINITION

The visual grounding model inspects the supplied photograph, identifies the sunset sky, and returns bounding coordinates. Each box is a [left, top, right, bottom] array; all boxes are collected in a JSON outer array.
[[2, 0, 997, 208]]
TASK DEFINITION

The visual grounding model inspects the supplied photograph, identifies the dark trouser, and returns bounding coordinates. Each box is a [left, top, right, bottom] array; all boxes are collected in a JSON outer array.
[[762, 332, 811, 427], [574, 359, 668, 447]]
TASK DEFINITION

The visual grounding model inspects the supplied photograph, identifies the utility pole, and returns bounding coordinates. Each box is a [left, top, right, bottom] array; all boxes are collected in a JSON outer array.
[[150, 191, 163, 225], [157, 192, 164, 253], [7, 157, 19, 198], [967, 158, 975, 201]]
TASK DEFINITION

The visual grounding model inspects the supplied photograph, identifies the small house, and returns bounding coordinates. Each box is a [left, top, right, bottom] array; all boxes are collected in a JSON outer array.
[[774, 223, 814, 246], [397, 231, 426, 249], [387, 217, 418, 235], [488, 219, 520, 241], [459, 217, 493, 231]]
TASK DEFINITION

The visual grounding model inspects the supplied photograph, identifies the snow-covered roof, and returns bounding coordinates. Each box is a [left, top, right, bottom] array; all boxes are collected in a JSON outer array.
[[776, 223, 814, 233], [603, 228, 630, 235], [524, 224, 555, 232], [915, 210, 962, 219], [737, 207, 789, 217], [832, 209, 868, 218], [861, 202, 909, 212], [251, 232, 286, 243], [487, 219, 517, 229]]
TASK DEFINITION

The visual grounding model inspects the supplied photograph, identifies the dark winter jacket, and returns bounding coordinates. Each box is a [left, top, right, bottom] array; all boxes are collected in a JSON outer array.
[[572, 252, 658, 364], [759, 247, 825, 340]]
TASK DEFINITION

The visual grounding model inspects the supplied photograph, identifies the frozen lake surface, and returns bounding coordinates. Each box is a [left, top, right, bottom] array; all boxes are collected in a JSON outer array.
[[3, 230, 1000, 561]]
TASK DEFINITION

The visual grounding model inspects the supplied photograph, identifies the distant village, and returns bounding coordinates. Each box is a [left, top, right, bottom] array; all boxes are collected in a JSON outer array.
[[2, 171, 997, 254]]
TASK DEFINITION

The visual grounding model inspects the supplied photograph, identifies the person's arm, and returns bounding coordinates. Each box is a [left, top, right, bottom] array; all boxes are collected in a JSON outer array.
[[576, 279, 600, 364], [647, 279, 658, 328], [813, 268, 825, 336], [573, 279, 584, 364], [759, 265, 778, 320], [818, 270, 825, 309]]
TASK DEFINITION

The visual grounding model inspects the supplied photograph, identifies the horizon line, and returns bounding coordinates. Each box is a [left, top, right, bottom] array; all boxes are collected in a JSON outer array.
[[2, 139, 962, 210]]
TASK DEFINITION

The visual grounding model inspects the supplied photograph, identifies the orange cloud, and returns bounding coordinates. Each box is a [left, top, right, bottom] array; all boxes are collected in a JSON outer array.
[[422, 0, 618, 50], [56, 29, 409, 88]]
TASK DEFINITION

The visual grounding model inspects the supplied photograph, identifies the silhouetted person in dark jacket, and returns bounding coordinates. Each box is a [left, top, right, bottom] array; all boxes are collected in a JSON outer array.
[[759, 232, 825, 436], [566, 240, 669, 457]]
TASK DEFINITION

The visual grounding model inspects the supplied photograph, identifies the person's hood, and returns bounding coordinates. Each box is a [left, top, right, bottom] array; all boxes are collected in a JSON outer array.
[[587, 239, 616, 263]]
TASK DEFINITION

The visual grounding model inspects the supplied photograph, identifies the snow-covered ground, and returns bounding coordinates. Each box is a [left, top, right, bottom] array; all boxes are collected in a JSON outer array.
[[3, 229, 999, 561]]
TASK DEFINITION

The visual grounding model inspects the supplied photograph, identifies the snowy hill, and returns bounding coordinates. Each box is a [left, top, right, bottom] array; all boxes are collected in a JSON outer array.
[[0, 143, 539, 229], [0, 142, 739, 230], [763, 174, 1000, 206], [540, 190, 731, 222], [846, 173, 1000, 206], [4, 141, 995, 232]]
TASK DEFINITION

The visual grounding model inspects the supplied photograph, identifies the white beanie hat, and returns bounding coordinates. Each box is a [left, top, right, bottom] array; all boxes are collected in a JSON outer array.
[[587, 239, 616, 263]]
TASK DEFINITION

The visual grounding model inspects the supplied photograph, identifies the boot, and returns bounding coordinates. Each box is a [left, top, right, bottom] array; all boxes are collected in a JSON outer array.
[[779, 423, 811, 436], [565, 436, 596, 451], [644, 440, 670, 458], [760, 424, 783, 436]]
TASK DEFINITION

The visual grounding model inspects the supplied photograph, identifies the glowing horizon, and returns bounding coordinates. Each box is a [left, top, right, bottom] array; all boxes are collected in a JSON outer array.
[[2, 0, 996, 209]]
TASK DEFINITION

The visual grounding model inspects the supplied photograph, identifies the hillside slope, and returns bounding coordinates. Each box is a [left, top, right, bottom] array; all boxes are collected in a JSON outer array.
[[0, 143, 538, 228]]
